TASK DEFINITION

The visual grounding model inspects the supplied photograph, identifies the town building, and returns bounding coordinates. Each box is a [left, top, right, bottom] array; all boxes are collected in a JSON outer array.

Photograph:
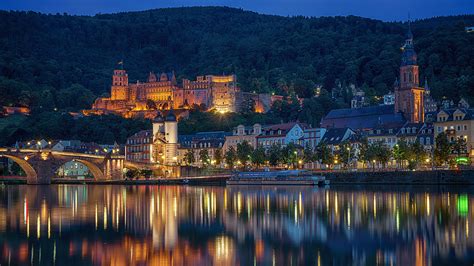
[[321, 23, 425, 130], [1, 106, 30, 116], [256, 122, 308, 149], [423, 79, 438, 114], [321, 105, 406, 131], [125, 111, 178, 165], [223, 124, 262, 152], [366, 122, 434, 150], [125, 130, 153, 163], [303, 128, 326, 150], [366, 125, 401, 149], [383, 91, 395, 105], [177, 131, 229, 167], [320, 128, 355, 151], [434, 108, 474, 158]]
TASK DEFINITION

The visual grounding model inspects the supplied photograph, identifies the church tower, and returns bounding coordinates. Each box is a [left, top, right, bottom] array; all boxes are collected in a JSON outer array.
[[394, 21, 424, 123]]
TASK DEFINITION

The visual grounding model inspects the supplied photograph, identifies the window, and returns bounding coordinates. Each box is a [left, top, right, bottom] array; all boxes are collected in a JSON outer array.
[[420, 137, 424, 145], [464, 125, 468, 131]]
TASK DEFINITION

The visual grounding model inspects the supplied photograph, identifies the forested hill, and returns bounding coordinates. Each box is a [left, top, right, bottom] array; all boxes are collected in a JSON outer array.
[[1, 7, 474, 110]]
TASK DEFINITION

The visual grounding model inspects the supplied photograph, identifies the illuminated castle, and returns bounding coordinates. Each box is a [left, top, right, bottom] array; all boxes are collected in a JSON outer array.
[[88, 67, 240, 117]]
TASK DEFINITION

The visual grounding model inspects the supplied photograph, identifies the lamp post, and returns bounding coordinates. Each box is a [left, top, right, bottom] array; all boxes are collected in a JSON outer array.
[[346, 146, 351, 171]]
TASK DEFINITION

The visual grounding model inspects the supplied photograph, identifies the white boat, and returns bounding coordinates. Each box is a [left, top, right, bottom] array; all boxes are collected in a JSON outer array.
[[226, 170, 328, 186]]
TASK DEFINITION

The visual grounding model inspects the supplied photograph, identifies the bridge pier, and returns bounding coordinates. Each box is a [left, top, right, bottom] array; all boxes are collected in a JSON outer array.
[[27, 160, 54, 185]]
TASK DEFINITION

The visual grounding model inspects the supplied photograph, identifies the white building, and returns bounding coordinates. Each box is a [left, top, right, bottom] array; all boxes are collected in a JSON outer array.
[[256, 122, 308, 149]]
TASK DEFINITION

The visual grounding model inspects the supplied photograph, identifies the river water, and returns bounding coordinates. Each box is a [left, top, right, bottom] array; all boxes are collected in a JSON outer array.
[[0, 185, 472, 265]]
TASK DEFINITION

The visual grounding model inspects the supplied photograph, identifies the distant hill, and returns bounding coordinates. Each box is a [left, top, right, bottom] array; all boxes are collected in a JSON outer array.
[[0, 7, 474, 109]]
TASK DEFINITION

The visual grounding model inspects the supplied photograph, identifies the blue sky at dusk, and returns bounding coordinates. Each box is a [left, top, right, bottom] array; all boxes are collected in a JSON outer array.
[[0, 0, 473, 21]]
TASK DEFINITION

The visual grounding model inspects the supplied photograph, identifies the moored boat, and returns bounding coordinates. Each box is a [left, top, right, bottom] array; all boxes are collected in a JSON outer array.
[[226, 170, 328, 186]]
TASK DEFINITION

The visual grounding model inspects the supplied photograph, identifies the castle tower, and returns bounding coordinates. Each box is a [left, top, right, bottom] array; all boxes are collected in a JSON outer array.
[[394, 21, 424, 123], [110, 68, 129, 101]]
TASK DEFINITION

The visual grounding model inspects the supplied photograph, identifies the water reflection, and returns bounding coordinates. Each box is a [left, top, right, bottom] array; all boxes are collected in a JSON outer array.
[[0, 185, 473, 265]]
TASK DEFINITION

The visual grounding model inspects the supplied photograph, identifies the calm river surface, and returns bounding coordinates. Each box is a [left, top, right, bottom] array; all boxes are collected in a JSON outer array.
[[0, 185, 473, 265]]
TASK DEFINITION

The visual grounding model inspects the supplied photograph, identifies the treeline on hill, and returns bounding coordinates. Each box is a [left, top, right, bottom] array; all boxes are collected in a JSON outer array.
[[0, 7, 474, 144], [1, 7, 474, 104]]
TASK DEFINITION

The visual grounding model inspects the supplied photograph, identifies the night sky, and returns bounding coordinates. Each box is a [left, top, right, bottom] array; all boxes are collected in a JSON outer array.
[[0, 0, 473, 21]]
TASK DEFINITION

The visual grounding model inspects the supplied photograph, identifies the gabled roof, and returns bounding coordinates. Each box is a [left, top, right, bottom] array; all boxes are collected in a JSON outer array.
[[129, 130, 153, 139], [321, 128, 353, 145], [436, 108, 474, 121], [321, 105, 406, 130], [262, 122, 308, 131]]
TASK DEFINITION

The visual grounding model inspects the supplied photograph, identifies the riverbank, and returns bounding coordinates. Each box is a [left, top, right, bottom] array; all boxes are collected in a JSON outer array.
[[2, 170, 474, 185], [326, 169, 474, 185]]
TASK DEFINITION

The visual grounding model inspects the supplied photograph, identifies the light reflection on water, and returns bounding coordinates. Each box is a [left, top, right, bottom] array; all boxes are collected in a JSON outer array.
[[0, 185, 473, 265]]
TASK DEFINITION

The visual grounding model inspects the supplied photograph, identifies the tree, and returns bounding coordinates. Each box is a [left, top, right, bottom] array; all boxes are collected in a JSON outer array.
[[184, 150, 195, 166], [316, 142, 334, 168], [140, 169, 153, 179], [434, 132, 451, 167], [338, 141, 354, 169], [268, 144, 282, 167], [408, 141, 428, 170], [303, 143, 316, 164], [125, 169, 139, 179], [281, 142, 300, 168], [237, 141, 254, 167], [393, 139, 410, 169], [251, 145, 267, 168], [214, 148, 223, 166], [357, 138, 370, 167], [452, 137, 468, 156], [199, 149, 210, 166], [375, 142, 392, 168], [56, 84, 95, 110], [225, 146, 237, 169]]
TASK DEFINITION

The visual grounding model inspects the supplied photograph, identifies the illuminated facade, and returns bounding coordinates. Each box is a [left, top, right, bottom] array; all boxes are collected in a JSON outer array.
[[125, 111, 178, 165], [88, 69, 240, 117]]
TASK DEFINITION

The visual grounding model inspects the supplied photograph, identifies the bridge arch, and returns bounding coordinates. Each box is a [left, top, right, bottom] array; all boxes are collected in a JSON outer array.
[[54, 159, 105, 180], [0, 154, 37, 180]]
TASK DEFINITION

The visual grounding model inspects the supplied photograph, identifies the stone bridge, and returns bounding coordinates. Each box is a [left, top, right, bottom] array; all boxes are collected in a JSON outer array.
[[0, 148, 125, 184]]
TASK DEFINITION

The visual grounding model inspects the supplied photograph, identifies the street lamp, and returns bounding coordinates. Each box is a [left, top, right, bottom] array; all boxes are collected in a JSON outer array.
[[346, 146, 351, 170]]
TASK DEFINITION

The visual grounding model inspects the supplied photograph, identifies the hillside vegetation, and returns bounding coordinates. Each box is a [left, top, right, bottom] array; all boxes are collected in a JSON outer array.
[[0, 7, 474, 144], [1, 7, 473, 107]]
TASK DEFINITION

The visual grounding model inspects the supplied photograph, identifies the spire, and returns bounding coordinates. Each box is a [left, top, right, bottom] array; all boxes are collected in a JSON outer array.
[[424, 78, 430, 95], [401, 16, 417, 66], [117, 59, 124, 70], [407, 13, 413, 40]]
